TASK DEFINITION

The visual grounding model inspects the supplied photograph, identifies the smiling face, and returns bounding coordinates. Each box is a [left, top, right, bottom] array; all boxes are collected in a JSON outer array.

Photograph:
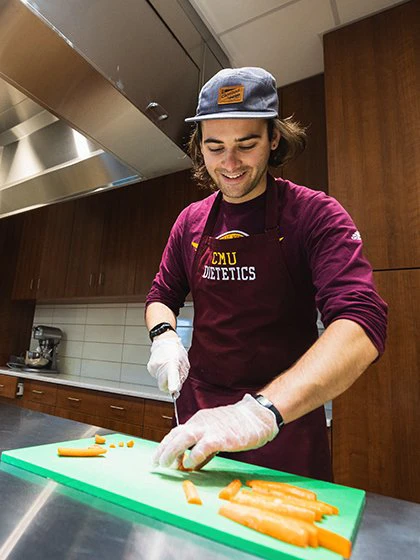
[[200, 118, 280, 203]]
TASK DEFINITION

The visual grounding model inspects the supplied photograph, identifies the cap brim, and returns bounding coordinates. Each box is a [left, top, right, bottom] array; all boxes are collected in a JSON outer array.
[[185, 110, 278, 123]]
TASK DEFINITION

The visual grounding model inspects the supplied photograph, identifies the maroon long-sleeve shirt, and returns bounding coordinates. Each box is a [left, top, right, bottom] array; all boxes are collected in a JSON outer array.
[[146, 177, 387, 354]]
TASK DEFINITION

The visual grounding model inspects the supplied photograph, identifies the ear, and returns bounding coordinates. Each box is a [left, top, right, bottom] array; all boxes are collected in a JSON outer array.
[[271, 128, 281, 150]]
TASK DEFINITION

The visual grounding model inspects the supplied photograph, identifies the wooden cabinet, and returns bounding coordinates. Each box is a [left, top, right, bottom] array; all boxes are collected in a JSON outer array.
[[143, 399, 173, 442], [0, 374, 18, 399], [12, 203, 75, 300], [12, 208, 47, 300]]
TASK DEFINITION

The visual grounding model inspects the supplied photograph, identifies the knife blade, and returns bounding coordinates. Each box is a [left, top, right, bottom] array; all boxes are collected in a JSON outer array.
[[171, 391, 180, 426]]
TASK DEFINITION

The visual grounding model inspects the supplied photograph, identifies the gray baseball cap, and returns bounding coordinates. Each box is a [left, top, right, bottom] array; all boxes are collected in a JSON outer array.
[[185, 67, 279, 122]]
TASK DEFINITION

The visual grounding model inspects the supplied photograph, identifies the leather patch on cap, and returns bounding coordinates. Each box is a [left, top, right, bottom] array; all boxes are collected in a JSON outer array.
[[218, 85, 244, 105]]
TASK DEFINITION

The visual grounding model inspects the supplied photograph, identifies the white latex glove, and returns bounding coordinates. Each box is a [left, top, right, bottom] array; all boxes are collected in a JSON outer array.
[[152, 394, 279, 469], [147, 335, 190, 394]]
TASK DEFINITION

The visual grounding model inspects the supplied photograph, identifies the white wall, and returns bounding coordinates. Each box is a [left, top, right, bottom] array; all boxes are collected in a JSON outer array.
[[31, 303, 194, 390]]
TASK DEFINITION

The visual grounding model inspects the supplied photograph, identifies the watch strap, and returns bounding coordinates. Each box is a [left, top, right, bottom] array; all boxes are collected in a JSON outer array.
[[252, 394, 284, 428], [149, 322, 176, 341]]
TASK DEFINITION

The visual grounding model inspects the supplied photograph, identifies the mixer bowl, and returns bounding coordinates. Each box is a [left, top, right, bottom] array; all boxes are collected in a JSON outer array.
[[25, 351, 50, 368]]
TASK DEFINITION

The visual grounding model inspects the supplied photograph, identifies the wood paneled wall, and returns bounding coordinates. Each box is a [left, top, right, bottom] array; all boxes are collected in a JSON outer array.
[[279, 74, 328, 193], [0, 216, 35, 364], [324, 0, 420, 502]]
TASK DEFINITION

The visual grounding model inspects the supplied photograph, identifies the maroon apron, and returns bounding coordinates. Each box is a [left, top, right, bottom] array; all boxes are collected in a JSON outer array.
[[178, 176, 332, 481]]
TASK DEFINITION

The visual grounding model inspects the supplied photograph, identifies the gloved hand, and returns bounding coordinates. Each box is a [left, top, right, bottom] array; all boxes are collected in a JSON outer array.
[[147, 335, 190, 394], [152, 394, 279, 469]]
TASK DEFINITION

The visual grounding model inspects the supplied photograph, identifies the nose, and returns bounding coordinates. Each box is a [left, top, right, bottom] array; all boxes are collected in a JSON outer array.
[[221, 148, 241, 171]]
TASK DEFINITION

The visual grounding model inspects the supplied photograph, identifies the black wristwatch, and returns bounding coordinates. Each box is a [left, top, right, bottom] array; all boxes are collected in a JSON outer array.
[[149, 322, 176, 341], [252, 394, 284, 428]]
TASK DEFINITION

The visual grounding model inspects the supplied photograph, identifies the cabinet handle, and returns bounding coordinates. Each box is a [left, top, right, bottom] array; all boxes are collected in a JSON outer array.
[[109, 405, 125, 411], [37, 278, 41, 290], [30, 279, 34, 290], [146, 101, 169, 121], [161, 415, 172, 420], [89, 273, 94, 287], [0, 384, 4, 389], [98, 272, 104, 286], [67, 397, 81, 402], [32, 389, 44, 394]]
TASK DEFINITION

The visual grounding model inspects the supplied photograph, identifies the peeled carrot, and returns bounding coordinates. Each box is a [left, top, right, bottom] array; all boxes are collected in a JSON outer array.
[[94, 434, 106, 444], [249, 484, 337, 516], [219, 479, 242, 500], [127, 440, 134, 448], [58, 447, 107, 457], [182, 480, 202, 505], [317, 526, 352, 559], [246, 480, 317, 501], [232, 489, 316, 522], [109, 444, 116, 448], [118, 441, 124, 447], [219, 502, 309, 547]]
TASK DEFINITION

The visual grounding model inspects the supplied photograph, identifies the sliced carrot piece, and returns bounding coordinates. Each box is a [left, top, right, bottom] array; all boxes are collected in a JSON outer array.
[[95, 434, 106, 444], [109, 444, 116, 448], [246, 480, 317, 501], [219, 479, 242, 500], [249, 484, 337, 517], [232, 489, 316, 522], [126, 440, 135, 448], [58, 447, 107, 457], [317, 526, 352, 559], [219, 502, 309, 548], [118, 441, 124, 447], [182, 480, 202, 505]]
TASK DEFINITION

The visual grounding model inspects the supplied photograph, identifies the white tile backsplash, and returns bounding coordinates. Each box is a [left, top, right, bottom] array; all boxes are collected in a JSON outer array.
[[32, 303, 193, 391]]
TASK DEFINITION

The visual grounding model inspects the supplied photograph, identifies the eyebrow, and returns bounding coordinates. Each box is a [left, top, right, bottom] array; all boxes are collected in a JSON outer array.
[[203, 133, 262, 145]]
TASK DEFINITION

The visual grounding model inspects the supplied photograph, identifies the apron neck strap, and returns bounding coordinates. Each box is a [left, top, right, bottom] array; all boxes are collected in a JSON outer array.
[[202, 174, 281, 237]]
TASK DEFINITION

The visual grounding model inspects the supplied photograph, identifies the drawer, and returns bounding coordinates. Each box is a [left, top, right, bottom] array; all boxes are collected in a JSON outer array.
[[0, 374, 18, 399], [96, 393, 144, 426], [143, 399, 174, 431], [97, 418, 143, 438], [56, 386, 98, 414], [23, 380, 57, 406], [143, 425, 171, 443]]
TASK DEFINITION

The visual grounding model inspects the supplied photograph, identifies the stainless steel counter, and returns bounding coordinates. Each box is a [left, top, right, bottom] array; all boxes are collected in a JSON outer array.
[[0, 401, 419, 560]]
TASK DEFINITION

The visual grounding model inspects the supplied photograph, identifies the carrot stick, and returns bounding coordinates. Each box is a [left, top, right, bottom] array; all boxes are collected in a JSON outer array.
[[232, 489, 316, 522], [219, 502, 309, 548], [94, 434, 106, 444], [57, 447, 107, 457], [317, 526, 352, 559], [182, 480, 202, 505], [219, 479, 242, 500], [246, 480, 317, 501], [127, 440, 135, 448], [248, 484, 337, 516]]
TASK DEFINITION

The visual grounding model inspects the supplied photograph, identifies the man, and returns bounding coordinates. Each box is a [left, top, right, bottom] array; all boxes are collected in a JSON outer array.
[[145, 67, 387, 480]]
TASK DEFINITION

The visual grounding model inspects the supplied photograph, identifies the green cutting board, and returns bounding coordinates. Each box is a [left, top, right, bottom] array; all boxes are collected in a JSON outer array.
[[1, 434, 364, 560]]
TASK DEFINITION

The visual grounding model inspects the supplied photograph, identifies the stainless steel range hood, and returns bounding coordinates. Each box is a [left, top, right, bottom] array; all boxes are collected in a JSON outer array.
[[0, 0, 218, 218]]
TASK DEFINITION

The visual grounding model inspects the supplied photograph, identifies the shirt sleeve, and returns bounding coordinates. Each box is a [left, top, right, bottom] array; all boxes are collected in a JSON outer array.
[[145, 207, 191, 317], [301, 192, 388, 355]]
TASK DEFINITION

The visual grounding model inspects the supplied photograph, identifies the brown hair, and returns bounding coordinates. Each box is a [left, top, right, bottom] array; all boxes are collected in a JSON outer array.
[[187, 117, 307, 191]]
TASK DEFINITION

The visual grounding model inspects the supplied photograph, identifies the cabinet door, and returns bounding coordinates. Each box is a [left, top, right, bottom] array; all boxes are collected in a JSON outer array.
[[37, 201, 76, 299], [12, 207, 47, 300], [96, 188, 138, 297], [65, 195, 107, 297]]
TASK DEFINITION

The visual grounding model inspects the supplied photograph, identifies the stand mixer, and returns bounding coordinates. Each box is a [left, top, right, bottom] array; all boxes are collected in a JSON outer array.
[[8, 325, 63, 373], [24, 325, 63, 372]]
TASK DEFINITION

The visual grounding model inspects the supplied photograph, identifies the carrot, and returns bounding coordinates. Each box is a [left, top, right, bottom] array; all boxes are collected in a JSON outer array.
[[317, 526, 352, 559], [94, 434, 106, 444], [118, 441, 124, 447], [127, 440, 134, 448], [232, 489, 316, 522], [109, 444, 116, 448], [219, 479, 242, 500], [246, 480, 317, 501], [249, 484, 337, 516], [219, 502, 309, 548], [182, 480, 202, 505], [57, 447, 107, 457]]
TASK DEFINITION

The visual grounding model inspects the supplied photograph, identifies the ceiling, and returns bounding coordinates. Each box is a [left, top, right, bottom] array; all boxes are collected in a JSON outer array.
[[188, 0, 406, 87]]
